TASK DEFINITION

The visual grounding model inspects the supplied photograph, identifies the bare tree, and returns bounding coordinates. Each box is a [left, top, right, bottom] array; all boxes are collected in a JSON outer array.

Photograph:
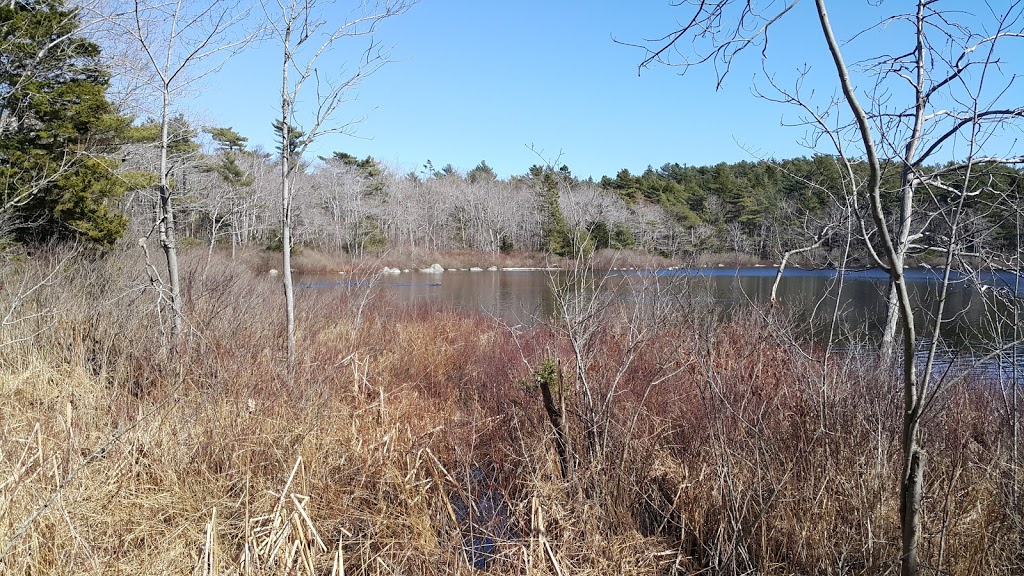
[[635, 2, 1024, 574], [110, 0, 257, 348], [262, 0, 415, 380], [230, 147, 277, 248]]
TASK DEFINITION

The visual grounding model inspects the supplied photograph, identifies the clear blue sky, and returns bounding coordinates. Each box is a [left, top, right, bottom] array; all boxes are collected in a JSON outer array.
[[185, 1, 884, 180]]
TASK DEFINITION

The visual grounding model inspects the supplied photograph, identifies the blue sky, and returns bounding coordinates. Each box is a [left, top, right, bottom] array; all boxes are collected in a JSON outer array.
[[184, 1, 887, 180]]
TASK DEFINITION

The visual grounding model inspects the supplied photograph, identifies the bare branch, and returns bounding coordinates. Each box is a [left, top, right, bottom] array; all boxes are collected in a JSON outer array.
[[628, 0, 801, 88]]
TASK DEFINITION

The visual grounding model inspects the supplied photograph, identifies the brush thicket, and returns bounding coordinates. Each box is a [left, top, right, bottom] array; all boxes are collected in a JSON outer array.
[[1, 247, 1020, 574]]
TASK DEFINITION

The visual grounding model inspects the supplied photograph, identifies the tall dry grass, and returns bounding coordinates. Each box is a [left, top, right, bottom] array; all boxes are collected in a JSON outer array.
[[0, 246, 1020, 574]]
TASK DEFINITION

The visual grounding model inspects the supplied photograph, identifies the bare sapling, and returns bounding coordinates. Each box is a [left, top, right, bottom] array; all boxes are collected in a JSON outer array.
[[261, 0, 416, 382], [106, 0, 259, 349]]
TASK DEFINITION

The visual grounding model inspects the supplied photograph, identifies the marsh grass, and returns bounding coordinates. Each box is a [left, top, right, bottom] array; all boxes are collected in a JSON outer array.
[[0, 247, 1020, 574], [247, 245, 678, 276]]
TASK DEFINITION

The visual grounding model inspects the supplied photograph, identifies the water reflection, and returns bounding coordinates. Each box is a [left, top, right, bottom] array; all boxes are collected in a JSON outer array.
[[635, 267, 1023, 348], [301, 267, 1023, 364]]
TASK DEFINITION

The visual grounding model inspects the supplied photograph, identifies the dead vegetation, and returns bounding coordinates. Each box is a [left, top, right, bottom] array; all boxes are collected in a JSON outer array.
[[0, 247, 1020, 574]]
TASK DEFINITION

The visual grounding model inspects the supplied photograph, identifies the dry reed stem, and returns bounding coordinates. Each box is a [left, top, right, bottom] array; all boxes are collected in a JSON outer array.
[[0, 248, 1020, 574]]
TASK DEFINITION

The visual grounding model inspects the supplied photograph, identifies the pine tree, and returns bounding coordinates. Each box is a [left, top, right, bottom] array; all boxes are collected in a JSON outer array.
[[467, 160, 497, 184], [203, 127, 253, 260], [206, 126, 253, 187], [272, 119, 305, 160], [207, 126, 248, 152], [129, 115, 200, 157], [538, 172, 572, 256], [0, 0, 130, 246]]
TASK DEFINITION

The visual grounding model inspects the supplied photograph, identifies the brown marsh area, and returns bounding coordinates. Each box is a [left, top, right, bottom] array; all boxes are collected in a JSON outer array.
[[1, 247, 1020, 574]]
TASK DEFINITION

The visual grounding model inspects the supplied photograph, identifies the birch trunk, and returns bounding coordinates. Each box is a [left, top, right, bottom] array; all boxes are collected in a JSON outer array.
[[280, 21, 296, 382], [158, 90, 183, 347]]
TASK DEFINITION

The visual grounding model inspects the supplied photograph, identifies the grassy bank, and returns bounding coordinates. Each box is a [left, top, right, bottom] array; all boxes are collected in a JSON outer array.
[[250, 246, 692, 275], [0, 247, 1020, 574]]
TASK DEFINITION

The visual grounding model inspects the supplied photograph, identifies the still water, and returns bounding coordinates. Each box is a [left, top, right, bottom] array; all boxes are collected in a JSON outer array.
[[306, 267, 1021, 342], [658, 267, 1022, 345], [304, 266, 1023, 380]]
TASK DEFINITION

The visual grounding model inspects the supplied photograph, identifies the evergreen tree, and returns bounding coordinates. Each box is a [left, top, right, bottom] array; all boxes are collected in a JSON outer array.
[[0, 0, 131, 246], [421, 159, 438, 179], [129, 114, 200, 157], [538, 172, 572, 256], [206, 126, 248, 152], [326, 151, 380, 179], [272, 119, 305, 160], [209, 153, 252, 188], [600, 168, 641, 203], [467, 160, 497, 184], [203, 134, 253, 259], [439, 163, 460, 178], [205, 125, 251, 186], [323, 151, 383, 194], [709, 163, 739, 216]]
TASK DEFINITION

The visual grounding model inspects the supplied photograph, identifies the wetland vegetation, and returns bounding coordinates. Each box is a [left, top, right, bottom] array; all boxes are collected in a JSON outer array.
[[2, 0, 1023, 574]]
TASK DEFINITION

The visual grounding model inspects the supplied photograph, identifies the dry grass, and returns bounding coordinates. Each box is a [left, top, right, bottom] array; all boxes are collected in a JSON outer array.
[[690, 251, 772, 268], [0, 246, 1020, 575], [247, 245, 681, 276], [247, 246, 561, 275]]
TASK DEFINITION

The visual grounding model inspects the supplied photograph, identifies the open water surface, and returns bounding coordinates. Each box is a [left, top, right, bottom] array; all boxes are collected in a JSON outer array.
[[302, 266, 1023, 382]]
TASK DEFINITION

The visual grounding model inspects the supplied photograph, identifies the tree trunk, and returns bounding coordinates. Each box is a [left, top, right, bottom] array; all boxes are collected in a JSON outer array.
[[280, 23, 296, 383], [879, 281, 900, 365], [158, 90, 183, 348], [892, 270, 924, 576], [813, 3, 927, 574], [160, 186, 182, 345], [282, 175, 296, 381], [900, 444, 925, 576], [281, 132, 296, 382], [1014, 213, 1021, 503], [537, 361, 574, 481], [206, 206, 218, 273]]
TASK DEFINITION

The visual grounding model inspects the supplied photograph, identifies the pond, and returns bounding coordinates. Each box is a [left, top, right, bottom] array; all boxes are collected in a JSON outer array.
[[302, 265, 1024, 379], [652, 266, 1022, 344]]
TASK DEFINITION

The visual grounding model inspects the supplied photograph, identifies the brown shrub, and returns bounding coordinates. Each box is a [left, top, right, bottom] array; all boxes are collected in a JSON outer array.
[[0, 248, 1019, 574]]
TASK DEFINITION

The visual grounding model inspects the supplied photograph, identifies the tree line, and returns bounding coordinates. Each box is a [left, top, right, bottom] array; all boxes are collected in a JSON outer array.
[[4, 3, 1021, 276]]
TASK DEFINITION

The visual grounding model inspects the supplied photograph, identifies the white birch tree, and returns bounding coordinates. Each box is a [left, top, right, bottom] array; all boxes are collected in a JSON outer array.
[[261, 0, 415, 380]]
